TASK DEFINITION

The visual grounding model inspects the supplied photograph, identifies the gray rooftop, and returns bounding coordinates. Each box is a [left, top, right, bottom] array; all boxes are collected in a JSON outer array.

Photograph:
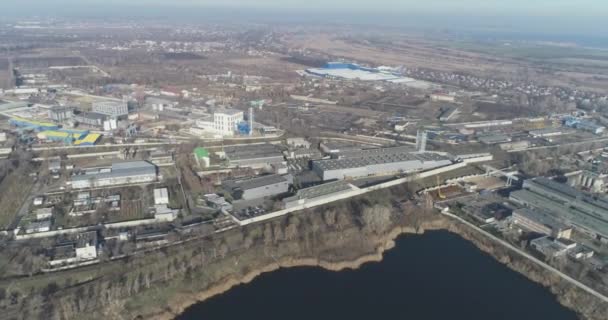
[[321, 141, 369, 153], [72, 161, 157, 183], [314, 148, 451, 171], [514, 207, 569, 230], [223, 174, 290, 192], [511, 188, 608, 238], [75, 111, 107, 120], [529, 128, 564, 135], [337, 146, 413, 159], [26, 219, 51, 230], [478, 134, 511, 144], [216, 108, 243, 116], [526, 177, 608, 212], [284, 181, 352, 203], [146, 97, 175, 104]]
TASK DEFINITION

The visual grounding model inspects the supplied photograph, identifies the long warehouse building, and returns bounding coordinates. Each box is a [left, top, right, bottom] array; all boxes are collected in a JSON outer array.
[[70, 161, 158, 189], [224, 144, 285, 168], [312, 147, 453, 181], [510, 177, 608, 241], [223, 174, 292, 201]]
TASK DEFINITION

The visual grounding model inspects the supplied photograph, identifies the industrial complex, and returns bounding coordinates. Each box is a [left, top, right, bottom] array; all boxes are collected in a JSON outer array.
[[222, 174, 291, 201], [510, 177, 608, 241], [70, 161, 158, 189], [304, 62, 432, 88], [2, 18, 608, 319]]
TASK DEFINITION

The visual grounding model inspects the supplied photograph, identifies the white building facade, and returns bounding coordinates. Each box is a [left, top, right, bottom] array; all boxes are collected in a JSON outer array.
[[213, 109, 244, 137], [92, 101, 129, 117]]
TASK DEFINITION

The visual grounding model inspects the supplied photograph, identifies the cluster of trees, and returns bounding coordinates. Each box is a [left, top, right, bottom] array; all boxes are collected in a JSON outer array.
[[511, 140, 607, 176], [0, 180, 432, 319]]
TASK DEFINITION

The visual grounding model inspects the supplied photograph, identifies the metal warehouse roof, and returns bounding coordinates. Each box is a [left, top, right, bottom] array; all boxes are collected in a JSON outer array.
[[285, 181, 353, 202], [337, 146, 410, 158], [72, 161, 156, 183], [314, 148, 451, 171], [511, 189, 608, 238], [223, 174, 289, 191], [514, 207, 569, 230]]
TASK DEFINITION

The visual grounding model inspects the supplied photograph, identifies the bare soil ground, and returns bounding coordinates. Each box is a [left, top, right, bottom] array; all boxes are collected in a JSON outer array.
[[285, 33, 608, 91]]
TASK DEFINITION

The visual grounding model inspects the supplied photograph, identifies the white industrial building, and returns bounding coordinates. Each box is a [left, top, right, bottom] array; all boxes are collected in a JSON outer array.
[[529, 128, 565, 138], [530, 236, 577, 258], [70, 161, 157, 189], [512, 208, 572, 239], [154, 187, 170, 205], [33, 207, 54, 220], [312, 147, 453, 181], [287, 137, 311, 149], [223, 174, 292, 201], [430, 93, 456, 103], [306, 67, 403, 81], [567, 170, 606, 193], [145, 97, 177, 111], [24, 220, 51, 234], [191, 109, 245, 137], [213, 109, 244, 136], [92, 100, 129, 117]]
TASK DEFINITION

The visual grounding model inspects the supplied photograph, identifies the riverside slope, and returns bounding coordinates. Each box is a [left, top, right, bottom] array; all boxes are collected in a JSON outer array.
[[151, 215, 607, 320]]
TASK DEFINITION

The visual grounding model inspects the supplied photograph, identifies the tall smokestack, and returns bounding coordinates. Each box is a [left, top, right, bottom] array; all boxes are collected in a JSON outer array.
[[416, 130, 427, 153], [249, 107, 254, 136]]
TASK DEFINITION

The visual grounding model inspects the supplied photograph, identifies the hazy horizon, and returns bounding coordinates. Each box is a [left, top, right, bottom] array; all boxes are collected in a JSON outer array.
[[3, 0, 608, 45], [3, 0, 608, 16]]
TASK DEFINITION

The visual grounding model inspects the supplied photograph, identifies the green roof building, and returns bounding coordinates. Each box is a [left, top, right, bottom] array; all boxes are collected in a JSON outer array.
[[194, 147, 210, 167]]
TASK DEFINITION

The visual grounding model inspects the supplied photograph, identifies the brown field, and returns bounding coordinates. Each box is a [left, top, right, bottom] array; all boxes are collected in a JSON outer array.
[[285, 33, 608, 92], [108, 199, 147, 223]]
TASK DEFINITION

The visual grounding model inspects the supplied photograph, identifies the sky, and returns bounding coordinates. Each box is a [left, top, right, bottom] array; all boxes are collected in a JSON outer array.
[[3, 0, 608, 41], [3, 0, 608, 17]]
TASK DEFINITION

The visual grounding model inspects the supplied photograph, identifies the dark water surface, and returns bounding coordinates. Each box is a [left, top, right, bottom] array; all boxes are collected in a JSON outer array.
[[177, 230, 579, 320]]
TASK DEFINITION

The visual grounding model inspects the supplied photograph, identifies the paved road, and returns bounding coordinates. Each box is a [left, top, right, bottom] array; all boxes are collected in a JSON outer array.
[[9, 180, 41, 230], [441, 210, 608, 304], [508, 137, 608, 153]]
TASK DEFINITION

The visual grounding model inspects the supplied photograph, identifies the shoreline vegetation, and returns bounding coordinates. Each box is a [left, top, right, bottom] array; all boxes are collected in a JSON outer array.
[[155, 226, 417, 320], [1, 188, 606, 320], [157, 217, 607, 320]]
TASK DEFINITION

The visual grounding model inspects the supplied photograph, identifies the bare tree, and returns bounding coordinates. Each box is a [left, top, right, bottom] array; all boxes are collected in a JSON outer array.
[[361, 205, 392, 234]]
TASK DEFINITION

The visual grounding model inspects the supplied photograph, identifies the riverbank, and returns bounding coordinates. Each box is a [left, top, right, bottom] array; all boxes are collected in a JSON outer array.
[[3, 195, 604, 320], [155, 214, 607, 320], [151, 225, 427, 320]]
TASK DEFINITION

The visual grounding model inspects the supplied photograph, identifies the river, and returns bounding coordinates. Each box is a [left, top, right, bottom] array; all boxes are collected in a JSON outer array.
[[177, 230, 579, 320]]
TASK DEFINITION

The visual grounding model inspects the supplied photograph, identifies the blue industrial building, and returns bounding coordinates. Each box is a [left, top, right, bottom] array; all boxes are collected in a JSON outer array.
[[237, 121, 251, 135], [324, 62, 376, 72]]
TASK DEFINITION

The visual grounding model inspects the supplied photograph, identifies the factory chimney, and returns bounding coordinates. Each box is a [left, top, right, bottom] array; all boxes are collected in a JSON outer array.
[[416, 130, 427, 153], [249, 107, 254, 136]]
